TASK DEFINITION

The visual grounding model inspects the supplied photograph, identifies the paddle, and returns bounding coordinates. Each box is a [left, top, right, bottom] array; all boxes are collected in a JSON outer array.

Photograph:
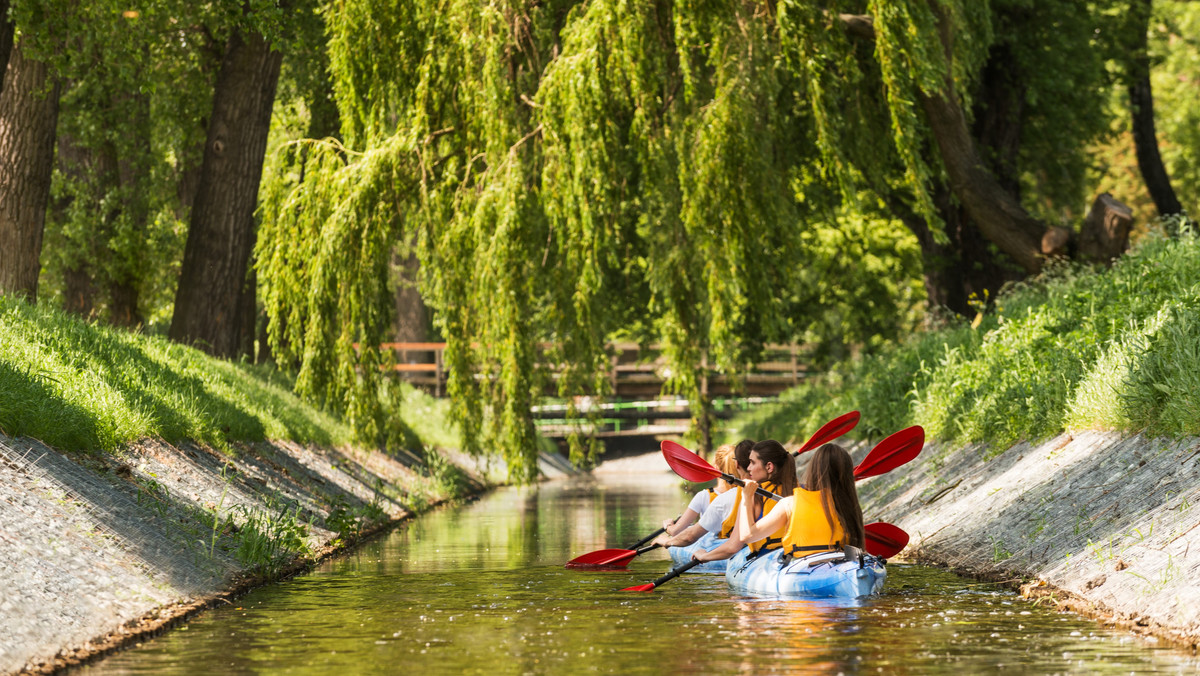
[[564, 511, 687, 568], [853, 425, 925, 480], [661, 440, 785, 502], [621, 557, 704, 592], [626, 519, 676, 551], [864, 521, 909, 558], [793, 411, 861, 456], [566, 544, 659, 568]]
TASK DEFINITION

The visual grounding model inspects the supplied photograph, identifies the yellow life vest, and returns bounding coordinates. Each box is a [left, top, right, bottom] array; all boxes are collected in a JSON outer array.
[[719, 481, 787, 552], [781, 488, 846, 556], [705, 487, 718, 502]]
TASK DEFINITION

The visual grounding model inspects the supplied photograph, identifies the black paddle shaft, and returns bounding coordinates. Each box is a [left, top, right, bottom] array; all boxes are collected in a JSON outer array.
[[722, 474, 785, 502], [649, 557, 704, 589], [626, 513, 681, 550]]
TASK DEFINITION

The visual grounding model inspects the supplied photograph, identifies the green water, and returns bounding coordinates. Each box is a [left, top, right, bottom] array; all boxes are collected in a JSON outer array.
[[86, 472, 1196, 674]]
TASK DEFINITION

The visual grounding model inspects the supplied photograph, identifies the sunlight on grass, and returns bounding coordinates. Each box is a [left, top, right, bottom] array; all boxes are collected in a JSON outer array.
[[728, 227, 1200, 449]]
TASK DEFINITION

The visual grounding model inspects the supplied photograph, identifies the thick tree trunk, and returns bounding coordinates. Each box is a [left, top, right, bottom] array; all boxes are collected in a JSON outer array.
[[169, 26, 282, 357], [840, 10, 1068, 278], [0, 43, 60, 302], [887, 183, 1018, 318], [0, 0, 13, 91], [919, 88, 1066, 274], [1079, 193, 1134, 264], [1127, 0, 1181, 219]]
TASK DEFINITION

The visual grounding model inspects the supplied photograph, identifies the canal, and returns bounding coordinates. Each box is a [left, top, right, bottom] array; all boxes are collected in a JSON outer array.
[[85, 468, 1196, 674]]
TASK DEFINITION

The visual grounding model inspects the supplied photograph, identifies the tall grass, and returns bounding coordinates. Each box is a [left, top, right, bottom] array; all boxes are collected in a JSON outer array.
[[728, 224, 1200, 451], [0, 296, 450, 455]]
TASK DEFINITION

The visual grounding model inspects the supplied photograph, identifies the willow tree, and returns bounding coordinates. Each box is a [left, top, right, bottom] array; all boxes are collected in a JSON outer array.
[[259, 0, 1120, 480]]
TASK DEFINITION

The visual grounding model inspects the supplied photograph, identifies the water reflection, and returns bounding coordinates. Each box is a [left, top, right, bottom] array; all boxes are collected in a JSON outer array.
[[86, 470, 1196, 675]]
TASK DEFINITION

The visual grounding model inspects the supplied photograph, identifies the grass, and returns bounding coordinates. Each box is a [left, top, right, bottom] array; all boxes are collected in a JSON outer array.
[[725, 222, 1200, 451], [0, 294, 453, 458]]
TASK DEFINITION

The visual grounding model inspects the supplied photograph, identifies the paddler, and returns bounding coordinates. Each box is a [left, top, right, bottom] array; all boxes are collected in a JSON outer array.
[[650, 439, 754, 549], [694, 442, 865, 563]]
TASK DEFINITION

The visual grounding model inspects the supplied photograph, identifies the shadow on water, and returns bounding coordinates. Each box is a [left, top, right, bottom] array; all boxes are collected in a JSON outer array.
[[82, 469, 1197, 675]]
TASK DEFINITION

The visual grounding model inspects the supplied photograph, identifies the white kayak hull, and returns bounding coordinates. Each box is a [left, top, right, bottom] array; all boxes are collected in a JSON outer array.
[[725, 547, 886, 598], [667, 531, 728, 574]]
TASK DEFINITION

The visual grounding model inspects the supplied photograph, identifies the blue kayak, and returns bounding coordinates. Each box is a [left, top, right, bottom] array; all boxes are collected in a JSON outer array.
[[725, 546, 886, 598], [667, 531, 728, 574]]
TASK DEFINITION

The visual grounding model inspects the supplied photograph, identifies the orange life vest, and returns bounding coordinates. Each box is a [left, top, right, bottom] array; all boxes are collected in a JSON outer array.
[[781, 488, 846, 556]]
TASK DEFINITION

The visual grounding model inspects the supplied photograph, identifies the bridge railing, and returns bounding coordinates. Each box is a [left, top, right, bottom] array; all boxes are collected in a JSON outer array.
[[374, 342, 808, 398]]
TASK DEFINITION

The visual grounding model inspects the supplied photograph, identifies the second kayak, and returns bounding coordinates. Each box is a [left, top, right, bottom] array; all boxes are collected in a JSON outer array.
[[667, 531, 728, 574]]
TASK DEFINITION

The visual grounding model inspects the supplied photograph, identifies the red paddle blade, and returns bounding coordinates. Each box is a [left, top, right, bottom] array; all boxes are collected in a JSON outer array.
[[566, 548, 637, 568], [661, 440, 722, 483], [795, 411, 861, 455], [853, 426, 924, 480], [864, 522, 909, 558], [620, 583, 656, 592]]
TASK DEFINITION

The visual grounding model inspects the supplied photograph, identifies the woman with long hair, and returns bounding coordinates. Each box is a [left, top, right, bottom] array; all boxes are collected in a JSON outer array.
[[692, 439, 799, 560], [695, 442, 864, 563]]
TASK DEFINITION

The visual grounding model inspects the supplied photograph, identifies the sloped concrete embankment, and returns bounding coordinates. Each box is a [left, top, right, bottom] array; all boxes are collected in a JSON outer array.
[[0, 434, 577, 674], [857, 430, 1200, 650]]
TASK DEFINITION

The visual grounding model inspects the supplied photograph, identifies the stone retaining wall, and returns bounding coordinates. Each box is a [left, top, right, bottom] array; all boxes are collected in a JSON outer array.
[[0, 435, 571, 674], [857, 430, 1200, 650]]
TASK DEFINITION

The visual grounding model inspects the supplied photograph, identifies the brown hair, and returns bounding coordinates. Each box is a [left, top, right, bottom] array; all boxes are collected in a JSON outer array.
[[749, 439, 798, 497], [733, 439, 755, 472], [801, 443, 865, 548]]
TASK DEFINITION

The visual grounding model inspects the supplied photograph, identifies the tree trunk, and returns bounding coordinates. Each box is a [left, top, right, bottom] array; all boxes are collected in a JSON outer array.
[[392, 248, 428, 345], [169, 26, 282, 357], [0, 0, 13, 92], [919, 86, 1066, 274], [1079, 193, 1134, 264], [841, 10, 1068, 278], [887, 182, 1018, 318], [0, 42, 60, 302], [1127, 0, 1181, 219]]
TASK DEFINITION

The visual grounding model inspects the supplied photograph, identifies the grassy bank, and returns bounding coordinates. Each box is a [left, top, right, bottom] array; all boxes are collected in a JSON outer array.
[[0, 294, 456, 459], [729, 225, 1200, 453]]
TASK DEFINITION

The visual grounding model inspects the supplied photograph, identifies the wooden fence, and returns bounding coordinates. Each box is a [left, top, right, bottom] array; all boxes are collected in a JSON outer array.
[[377, 342, 808, 398]]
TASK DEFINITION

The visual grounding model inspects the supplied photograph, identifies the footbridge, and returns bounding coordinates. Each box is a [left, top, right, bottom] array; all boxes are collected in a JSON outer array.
[[381, 341, 806, 440]]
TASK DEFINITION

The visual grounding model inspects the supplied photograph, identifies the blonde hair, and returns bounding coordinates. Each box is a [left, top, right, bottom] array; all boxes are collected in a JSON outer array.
[[714, 444, 738, 475]]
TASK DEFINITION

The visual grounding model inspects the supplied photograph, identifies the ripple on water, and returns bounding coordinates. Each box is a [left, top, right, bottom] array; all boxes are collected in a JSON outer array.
[[83, 481, 1197, 675]]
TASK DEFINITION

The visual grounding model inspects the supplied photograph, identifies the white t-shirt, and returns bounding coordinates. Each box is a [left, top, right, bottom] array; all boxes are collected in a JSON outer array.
[[687, 489, 712, 518], [698, 487, 740, 535]]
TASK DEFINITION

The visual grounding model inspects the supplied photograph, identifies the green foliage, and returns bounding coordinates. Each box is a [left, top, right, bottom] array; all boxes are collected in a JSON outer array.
[[325, 495, 387, 541], [0, 293, 353, 452], [257, 0, 940, 482], [228, 501, 313, 575], [1147, 3, 1200, 213], [728, 226, 1200, 448]]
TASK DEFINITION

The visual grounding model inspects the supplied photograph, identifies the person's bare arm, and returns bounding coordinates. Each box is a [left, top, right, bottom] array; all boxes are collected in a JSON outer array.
[[664, 508, 700, 535], [736, 481, 792, 544], [652, 523, 706, 548], [692, 533, 745, 562]]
